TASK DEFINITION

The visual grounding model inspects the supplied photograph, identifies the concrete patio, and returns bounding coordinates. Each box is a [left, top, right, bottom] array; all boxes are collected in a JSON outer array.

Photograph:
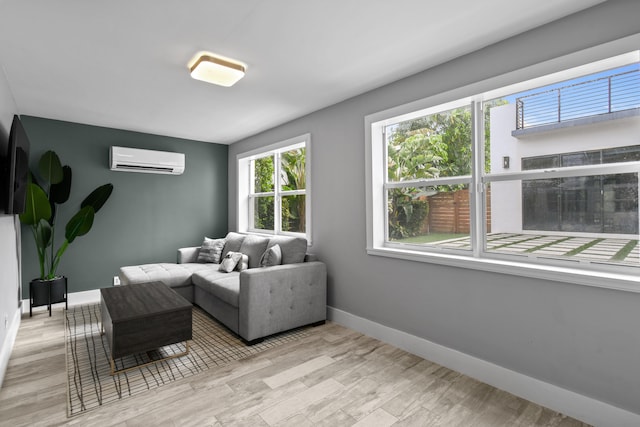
[[437, 233, 640, 265]]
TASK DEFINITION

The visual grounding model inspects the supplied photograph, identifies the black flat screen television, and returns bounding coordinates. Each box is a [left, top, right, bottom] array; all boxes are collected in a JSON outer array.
[[2, 115, 31, 215]]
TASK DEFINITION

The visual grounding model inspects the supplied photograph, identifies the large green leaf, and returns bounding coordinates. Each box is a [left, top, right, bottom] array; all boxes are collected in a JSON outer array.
[[65, 206, 94, 243], [18, 183, 52, 225], [35, 219, 52, 249], [38, 151, 63, 185], [81, 183, 113, 213], [50, 166, 72, 204]]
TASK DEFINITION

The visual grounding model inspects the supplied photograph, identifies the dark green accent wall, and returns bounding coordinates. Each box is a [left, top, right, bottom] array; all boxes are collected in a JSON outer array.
[[19, 116, 228, 297]]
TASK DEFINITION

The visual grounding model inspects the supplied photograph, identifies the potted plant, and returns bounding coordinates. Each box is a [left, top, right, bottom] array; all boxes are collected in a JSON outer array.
[[19, 150, 113, 315]]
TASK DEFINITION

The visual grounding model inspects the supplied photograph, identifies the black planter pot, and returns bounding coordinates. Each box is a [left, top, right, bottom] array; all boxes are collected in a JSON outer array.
[[30, 276, 68, 317]]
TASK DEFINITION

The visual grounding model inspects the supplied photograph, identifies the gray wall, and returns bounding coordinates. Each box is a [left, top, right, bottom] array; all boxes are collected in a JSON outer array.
[[228, 1, 640, 415], [0, 62, 19, 389], [20, 116, 228, 297]]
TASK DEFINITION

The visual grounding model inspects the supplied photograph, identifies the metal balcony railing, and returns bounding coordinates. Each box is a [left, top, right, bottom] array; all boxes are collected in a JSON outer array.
[[516, 69, 640, 129]]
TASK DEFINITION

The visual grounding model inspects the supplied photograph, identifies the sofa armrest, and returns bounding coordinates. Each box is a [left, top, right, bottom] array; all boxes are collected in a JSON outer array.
[[239, 261, 327, 341], [177, 246, 200, 264]]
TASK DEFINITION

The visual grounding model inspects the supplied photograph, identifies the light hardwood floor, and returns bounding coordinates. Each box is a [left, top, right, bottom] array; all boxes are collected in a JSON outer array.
[[0, 307, 591, 427]]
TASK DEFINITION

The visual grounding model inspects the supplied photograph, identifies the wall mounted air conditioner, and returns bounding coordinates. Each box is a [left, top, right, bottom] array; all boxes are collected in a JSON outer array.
[[110, 146, 185, 175]]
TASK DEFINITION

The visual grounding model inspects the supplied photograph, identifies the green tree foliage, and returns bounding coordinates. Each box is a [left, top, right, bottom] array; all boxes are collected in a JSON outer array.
[[254, 156, 274, 192], [280, 149, 305, 233], [386, 108, 469, 239], [252, 148, 306, 233], [386, 126, 444, 239], [386, 100, 506, 239], [253, 156, 274, 230], [388, 107, 471, 180]]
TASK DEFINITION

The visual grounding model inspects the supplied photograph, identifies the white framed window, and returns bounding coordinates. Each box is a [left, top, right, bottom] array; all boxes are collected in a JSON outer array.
[[237, 134, 311, 242], [366, 49, 640, 290]]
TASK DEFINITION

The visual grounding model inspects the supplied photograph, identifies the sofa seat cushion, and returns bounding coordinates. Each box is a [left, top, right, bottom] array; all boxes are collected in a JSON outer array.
[[119, 263, 212, 287], [192, 269, 240, 307]]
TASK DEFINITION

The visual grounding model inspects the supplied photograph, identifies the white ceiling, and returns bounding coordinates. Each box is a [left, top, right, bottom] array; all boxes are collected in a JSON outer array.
[[0, 0, 604, 144]]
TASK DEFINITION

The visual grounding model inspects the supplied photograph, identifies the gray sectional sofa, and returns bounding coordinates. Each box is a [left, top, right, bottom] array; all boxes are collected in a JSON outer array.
[[118, 232, 327, 344]]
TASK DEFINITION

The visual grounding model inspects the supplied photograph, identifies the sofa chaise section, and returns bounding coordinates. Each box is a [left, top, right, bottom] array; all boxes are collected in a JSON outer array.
[[118, 262, 212, 302]]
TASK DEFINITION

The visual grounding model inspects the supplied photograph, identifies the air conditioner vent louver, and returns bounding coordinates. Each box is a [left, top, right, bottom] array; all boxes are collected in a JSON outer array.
[[115, 165, 176, 172], [110, 146, 185, 175]]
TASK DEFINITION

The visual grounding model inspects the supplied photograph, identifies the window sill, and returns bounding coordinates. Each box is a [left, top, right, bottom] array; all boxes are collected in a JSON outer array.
[[367, 246, 640, 294]]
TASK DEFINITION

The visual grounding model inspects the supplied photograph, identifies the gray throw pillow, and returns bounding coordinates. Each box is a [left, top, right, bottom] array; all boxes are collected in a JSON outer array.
[[219, 251, 243, 273], [260, 244, 282, 267], [197, 237, 225, 263]]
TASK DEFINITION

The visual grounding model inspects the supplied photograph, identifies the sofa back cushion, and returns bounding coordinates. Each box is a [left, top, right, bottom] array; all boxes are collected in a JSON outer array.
[[221, 232, 246, 259], [267, 235, 308, 264], [239, 234, 270, 269]]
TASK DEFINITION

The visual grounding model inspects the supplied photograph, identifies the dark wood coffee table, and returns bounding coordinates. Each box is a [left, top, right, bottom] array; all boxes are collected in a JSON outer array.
[[100, 281, 192, 375]]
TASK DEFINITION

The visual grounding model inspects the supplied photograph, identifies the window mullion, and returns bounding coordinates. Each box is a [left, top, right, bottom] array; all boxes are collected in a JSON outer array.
[[383, 126, 390, 244], [248, 159, 254, 229], [274, 152, 282, 234], [385, 176, 472, 188], [471, 100, 484, 258], [249, 191, 275, 197], [280, 189, 306, 196]]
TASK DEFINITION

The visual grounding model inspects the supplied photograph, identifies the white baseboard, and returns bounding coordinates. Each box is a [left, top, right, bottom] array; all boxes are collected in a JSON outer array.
[[327, 306, 640, 427], [21, 289, 101, 315], [0, 307, 21, 390]]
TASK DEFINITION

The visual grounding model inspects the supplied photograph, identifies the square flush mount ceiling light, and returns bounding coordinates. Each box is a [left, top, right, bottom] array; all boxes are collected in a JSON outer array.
[[188, 52, 246, 87]]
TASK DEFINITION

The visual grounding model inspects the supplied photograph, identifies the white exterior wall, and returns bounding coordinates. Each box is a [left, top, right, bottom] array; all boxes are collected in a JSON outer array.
[[490, 102, 640, 234], [490, 104, 522, 233]]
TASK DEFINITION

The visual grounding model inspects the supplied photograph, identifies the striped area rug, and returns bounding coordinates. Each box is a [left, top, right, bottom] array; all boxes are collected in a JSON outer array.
[[65, 304, 310, 417]]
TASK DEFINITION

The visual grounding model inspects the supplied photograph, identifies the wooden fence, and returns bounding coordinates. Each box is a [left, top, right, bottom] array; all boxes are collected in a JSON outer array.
[[423, 188, 491, 234]]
